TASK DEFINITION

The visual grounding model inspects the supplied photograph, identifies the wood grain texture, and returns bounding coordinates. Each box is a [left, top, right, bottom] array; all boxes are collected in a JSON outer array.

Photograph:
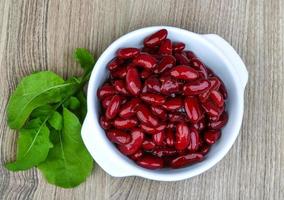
[[0, 0, 283, 199]]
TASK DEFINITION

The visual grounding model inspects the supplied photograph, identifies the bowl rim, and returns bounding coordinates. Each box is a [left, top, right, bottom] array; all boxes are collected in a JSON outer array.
[[83, 26, 247, 181]]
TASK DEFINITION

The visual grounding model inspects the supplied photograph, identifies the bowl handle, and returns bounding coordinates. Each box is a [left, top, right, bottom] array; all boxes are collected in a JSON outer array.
[[202, 34, 248, 90], [81, 114, 133, 177]]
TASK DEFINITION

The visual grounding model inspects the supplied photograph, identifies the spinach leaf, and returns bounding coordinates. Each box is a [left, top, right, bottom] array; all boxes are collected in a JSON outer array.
[[48, 111, 62, 131], [74, 48, 95, 71], [5, 118, 53, 171], [30, 105, 54, 119], [67, 96, 81, 110], [7, 71, 75, 129], [38, 108, 93, 188]]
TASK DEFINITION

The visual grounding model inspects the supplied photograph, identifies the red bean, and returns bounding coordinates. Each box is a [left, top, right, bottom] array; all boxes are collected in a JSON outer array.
[[117, 48, 140, 59], [133, 53, 157, 70], [165, 128, 175, 146], [119, 98, 140, 119], [152, 147, 178, 157], [160, 77, 180, 94], [114, 80, 130, 95], [111, 66, 127, 79], [187, 127, 200, 152], [199, 144, 211, 155], [192, 118, 206, 131], [140, 93, 166, 105], [170, 65, 199, 80], [163, 98, 183, 111], [183, 79, 210, 95], [153, 131, 165, 145], [150, 106, 167, 119], [108, 57, 123, 71], [184, 96, 202, 123], [208, 111, 228, 129], [102, 95, 112, 109], [113, 117, 138, 129], [186, 51, 197, 60], [170, 153, 204, 168], [136, 155, 164, 169], [144, 29, 168, 47], [168, 113, 185, 122], [126, 67, 141, 96], [140, 123, 166, 134], [219, 81, 228, 100], [105, 95, 122, 119], [174, 52, 190, 65], [210, 90, 224, 107], [141, 69, 152, 79], [106, 130, 131, 145], [118, 129, 144, 155], [97, 84, 117, 100], [175, 122, 190, 150], [129, 149, 143, 160], [201, 100, 222, 118], [172, 42, 185, 52], [136, 105, 159, 127], [204, 130, 221, 144], [159, 39, 172, 55], [157, 55, 176, 73], [144, 76, 161, 93], [100, 116, 112, 130], [142, 139, 156, 150]]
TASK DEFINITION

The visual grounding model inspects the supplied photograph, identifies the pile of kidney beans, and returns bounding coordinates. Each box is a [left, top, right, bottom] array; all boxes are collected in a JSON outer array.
[[97, 29, 228, 170]]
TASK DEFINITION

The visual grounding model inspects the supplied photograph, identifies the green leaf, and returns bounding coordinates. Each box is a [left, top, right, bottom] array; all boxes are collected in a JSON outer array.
[[48, 111, 62, 131], [68, 96, 80, 110], [5, 118, 53, 171], [73, 48, 95, 71], [7, 71, 75, 129], [30, 105, 54, 119], [38, 108, 93, 188], [76, 91, 87, 122]]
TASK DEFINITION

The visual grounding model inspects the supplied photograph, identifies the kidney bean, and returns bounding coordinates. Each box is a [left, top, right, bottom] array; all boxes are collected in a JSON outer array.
[[105, 95, 122, 119], [201, 100, 222, 118], [186, 51, 197, 60], [170, 65, 199, 80], [101, 95, 112, 109], [144, 76, 161, 93], [111, 66, 127, 79], [184, 96, 202, 123], [204, 130, 221, 144], [140, 123, 166, 134], [170, 153, 204, 168], [198, 77, 221, 102], [119, 98, 140, 119], [133, 53, 157, 70], [172, 42, 185, 52], [144, 29, 168, 47], [187, 127, 200, 152], [113, 117, 138, 129], [129, 149, 143, 160], [118, 129, 144, 155], [193, 118, 206, 131], [153, 131, 165, 145], [142, 46, 159, 54], [126, 67, 141, 96], [208, 111, 228, 129], [199, 144, 211, 155], [107, 57, 123, 71], [113, 80, 130, 95], [152, 148, 178, 157], [175, 122, 190, 150], [162, 98, 183, 111], [136, 105, 159, 127], [165, 128, 175, 146], [106, 130, 131, 145], [159, 39, 172, 55], [136, 155, 164, 169], [210, 90, 224, 107], [160, 78, 180, 94], [142, 139, 156, 150], [140, 93, 166, 105], [183, 79, 210, 95], [168, 113, 185, 122], [141, 69, 152, 79], [150, 106, 167, 119], [174, 52, 190, 65], [117, 48, 140, 59], [97, 84, 117, 100], [219, 82, 228, 100], [100, 116, 112, 130], [157, 55, 176, 73]]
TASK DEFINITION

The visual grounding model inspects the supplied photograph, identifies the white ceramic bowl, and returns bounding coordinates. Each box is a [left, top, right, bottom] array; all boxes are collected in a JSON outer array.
[[81, 26, 248, 181]]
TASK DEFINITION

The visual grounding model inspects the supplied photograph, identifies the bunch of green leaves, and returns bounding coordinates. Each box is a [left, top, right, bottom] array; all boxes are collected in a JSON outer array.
[[5, 48, 95, 188]]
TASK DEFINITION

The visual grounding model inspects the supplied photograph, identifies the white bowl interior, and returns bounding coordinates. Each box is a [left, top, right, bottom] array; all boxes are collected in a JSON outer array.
[[86, 26, 244, 180]]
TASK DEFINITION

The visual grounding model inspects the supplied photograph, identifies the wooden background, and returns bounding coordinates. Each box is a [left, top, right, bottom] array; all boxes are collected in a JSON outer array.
[[0, 0, 283, 199]]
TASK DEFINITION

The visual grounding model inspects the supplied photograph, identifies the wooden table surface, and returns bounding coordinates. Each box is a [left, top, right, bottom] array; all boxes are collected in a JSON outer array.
[[0, 0, 283, 199]]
